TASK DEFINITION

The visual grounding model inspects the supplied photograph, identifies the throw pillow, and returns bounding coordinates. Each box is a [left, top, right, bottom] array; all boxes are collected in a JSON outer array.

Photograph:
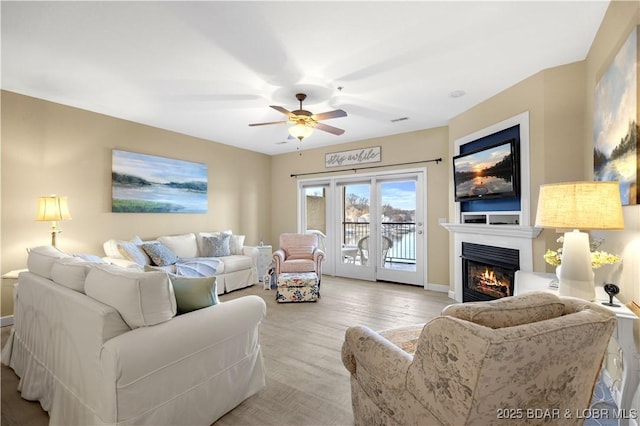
[[142, 242, 179, 266], [229, 235, 246, 255], [287, 245, 315, 260], [202, 234, 231, 257], [117, 241, 149, 266], [169, 275, 219, 314], [158, 233, 198, 258], [442, 291, 564, 329]]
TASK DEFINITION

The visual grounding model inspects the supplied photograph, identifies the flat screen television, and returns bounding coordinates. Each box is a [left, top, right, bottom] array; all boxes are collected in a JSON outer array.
[[453, 139, 519, 202]]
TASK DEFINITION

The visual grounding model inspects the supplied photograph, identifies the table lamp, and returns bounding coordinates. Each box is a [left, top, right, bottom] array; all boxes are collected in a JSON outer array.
[[35, 195, 72, 247], [535, 181, 623, 300]]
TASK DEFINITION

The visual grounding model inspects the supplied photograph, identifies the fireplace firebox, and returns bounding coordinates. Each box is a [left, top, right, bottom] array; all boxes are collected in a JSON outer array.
[[462, 242, 519, 302]]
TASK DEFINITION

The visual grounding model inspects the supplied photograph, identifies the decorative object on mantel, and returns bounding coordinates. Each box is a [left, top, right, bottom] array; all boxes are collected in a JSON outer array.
[[35, 195, 72, 247], [535, 181, 624, 301], [593, 25, 638, 206], [325, 146, 381, 168], [543, 236, 620, 270]]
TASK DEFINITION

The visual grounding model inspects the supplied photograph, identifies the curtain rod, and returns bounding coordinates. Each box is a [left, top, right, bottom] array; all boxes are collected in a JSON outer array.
[[290, 157, 442, 178]]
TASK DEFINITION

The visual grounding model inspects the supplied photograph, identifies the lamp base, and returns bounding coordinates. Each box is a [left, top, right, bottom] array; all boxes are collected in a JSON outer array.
[[558, 277, 595, 301], [558, 230, 595, 301]]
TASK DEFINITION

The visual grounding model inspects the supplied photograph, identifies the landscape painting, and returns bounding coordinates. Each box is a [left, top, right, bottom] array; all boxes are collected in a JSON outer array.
[[112, 150, 208, 213], [593, 25, 638, 205]]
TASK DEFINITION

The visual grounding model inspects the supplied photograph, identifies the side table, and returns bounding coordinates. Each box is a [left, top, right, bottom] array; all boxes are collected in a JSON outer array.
[[515, 271, 639, 426], [256, 245, 272, 289], [1, 269, 27, 325]]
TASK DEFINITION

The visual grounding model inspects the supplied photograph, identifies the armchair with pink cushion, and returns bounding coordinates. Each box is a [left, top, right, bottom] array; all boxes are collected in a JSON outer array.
[[272, 233, 325, 279]]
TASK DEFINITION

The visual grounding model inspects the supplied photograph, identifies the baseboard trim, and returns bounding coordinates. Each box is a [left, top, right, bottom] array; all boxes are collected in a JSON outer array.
[[424, 283, 449, 293], [1, 315, 14, 327]]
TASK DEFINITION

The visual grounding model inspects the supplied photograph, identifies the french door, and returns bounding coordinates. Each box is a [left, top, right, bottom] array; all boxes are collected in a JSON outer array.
[[299, 169, 426, 287]]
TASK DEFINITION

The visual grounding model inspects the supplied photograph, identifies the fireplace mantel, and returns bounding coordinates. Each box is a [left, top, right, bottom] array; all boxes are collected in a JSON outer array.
[[441, 222, 542, 302], [441, 223, 542, 239]]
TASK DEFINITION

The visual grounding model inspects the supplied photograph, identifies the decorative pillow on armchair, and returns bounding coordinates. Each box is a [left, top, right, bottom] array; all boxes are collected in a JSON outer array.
[[286, 245, 315, 260]]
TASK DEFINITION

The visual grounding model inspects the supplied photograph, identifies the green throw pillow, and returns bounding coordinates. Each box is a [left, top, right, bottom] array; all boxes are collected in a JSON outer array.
[[169, 275, 219, 314]]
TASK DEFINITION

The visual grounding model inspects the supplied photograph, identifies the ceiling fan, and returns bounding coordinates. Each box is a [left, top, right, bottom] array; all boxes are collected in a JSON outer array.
[[249, 93, 347, 141]]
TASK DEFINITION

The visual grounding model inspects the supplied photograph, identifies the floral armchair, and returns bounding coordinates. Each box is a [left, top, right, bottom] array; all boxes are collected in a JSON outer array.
[[273, 233, 325, 278], [341, 292, 616, 426]]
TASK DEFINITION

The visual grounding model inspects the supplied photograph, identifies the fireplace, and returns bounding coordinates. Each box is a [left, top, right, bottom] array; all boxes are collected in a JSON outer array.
[[462, 242, 519, 302]]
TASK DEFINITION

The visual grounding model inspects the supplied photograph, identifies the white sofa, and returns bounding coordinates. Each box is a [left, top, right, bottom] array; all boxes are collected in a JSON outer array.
[[103, 232, 258, 294], [2, 246, 267, 425]]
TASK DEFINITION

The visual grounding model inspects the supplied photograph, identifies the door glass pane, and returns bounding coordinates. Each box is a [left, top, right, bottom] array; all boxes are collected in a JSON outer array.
[[304, 186, 326, 253], [341, 183, 370, 265], [380, 180, 416, 271]]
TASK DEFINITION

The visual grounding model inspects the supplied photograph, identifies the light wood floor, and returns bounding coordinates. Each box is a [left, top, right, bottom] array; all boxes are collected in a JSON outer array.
[[1, 276, 454, 426]]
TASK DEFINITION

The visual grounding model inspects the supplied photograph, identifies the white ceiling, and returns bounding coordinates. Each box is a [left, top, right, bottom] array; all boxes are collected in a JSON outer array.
[[1, 1, 609, 155]]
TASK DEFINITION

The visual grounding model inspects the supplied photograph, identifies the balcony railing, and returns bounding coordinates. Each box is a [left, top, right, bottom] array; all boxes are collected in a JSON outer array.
[[343, 221, 416, 264]]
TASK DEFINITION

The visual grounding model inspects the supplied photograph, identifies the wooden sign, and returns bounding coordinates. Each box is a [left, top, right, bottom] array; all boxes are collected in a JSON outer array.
[[325, 146, 381, 168]]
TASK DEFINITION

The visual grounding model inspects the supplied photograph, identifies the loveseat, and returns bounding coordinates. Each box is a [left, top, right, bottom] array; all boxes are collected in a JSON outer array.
[[2, 246, 267, 425], [103, 231, 258, 294]]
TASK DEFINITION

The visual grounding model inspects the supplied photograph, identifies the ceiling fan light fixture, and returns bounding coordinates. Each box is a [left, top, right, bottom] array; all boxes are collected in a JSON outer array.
[[288, 122, 314, 141]]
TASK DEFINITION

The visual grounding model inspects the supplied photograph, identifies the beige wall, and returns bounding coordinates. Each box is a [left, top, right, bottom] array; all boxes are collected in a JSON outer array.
[[2, 0, 638, 308], [270, 127, 451, 286], [446, 0, 640, 306], [445, 0, 639, 304], [588, 2, 640, 410], [1, 91, 272, 315], [584, 0, 640, 307], [448, 61, 587, 280]]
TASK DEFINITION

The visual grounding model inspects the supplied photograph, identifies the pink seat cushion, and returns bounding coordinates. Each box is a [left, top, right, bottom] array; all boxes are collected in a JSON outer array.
[[281, 259, 316, 273]]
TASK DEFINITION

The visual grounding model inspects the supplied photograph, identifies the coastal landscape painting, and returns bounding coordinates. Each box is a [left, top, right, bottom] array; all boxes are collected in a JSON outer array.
[[593, 26, 638, 205], [112, 150, 208, 213]]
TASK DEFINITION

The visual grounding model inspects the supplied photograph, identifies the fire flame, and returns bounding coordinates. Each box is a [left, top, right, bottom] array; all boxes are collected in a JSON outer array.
[[481, 267, 501, 286]]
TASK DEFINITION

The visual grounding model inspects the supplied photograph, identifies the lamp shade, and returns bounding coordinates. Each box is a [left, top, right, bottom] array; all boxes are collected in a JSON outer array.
[[535, 181, 624, 230], [288, 122, 314, 141], [36, 196, 72, 221]]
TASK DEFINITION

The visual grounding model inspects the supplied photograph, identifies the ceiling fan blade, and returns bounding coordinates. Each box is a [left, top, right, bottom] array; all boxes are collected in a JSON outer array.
[[313, 109, 347, 121], [270, 105, 293, 117], [315, 122, 345, 136], [248, 120, 288, 127]]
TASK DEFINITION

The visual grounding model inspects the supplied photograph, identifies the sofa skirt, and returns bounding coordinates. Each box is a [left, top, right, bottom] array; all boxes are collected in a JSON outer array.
[[218, 267, 258, 294]]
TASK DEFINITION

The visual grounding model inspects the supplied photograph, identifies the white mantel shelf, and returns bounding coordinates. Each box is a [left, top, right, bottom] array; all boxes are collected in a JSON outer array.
[[441, 223, 542, 239]]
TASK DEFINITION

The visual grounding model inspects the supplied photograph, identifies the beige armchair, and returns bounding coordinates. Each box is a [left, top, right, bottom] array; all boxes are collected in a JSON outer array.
[[273, 233, 325, 278], [342, 292, 616, 426]]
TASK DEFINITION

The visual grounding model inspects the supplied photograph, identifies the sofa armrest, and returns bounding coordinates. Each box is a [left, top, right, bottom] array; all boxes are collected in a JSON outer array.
[[342, 325, 412, 390], [100, 295, 266, 422], [242, 245, 259, 266], [313, 248, 325, 263], [272, 249, 285, 274]]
